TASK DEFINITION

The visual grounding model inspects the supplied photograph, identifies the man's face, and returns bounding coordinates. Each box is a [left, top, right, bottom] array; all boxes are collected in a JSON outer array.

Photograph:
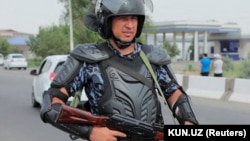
[[111, 15, 138, 42]]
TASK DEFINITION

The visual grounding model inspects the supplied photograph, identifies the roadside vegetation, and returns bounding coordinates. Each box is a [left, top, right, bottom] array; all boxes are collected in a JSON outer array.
[[28, 58, 43, 68], [179, 53, 250, 79]]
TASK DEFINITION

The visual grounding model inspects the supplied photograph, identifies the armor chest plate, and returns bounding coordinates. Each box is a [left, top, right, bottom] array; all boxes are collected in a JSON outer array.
[[98, 55, 159, 123]]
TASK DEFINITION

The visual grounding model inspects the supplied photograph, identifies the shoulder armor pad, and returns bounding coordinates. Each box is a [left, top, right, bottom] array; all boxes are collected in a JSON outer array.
[[51, 56, 81, 88], [70, 43, 110, 63], [142, 44, 171, 65]]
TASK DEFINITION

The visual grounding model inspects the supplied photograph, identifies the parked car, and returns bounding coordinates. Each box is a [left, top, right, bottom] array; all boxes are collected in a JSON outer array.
[[0, 53, 4, 66], [3, 53, 27, 70], [30, 55, 88, 108]]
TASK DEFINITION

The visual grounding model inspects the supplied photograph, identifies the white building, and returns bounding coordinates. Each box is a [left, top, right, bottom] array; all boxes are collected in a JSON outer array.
[[146, 20, 250, 61]]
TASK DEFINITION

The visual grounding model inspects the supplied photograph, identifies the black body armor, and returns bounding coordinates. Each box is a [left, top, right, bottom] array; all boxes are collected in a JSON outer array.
[[98, 53, 159, 123]]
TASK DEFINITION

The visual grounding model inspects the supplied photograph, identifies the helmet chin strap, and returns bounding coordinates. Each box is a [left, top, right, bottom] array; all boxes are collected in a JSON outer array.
[[112, 36, 135, 49]]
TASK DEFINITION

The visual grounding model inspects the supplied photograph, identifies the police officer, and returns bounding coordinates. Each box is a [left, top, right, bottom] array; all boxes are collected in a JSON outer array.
[[40, 0, 199, 141]]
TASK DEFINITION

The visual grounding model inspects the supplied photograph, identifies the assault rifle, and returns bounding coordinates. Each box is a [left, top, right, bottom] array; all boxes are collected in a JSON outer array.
[[56, 104, 164, 141]]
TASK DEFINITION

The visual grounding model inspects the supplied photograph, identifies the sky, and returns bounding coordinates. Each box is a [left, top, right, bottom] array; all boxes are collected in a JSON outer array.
[[1, 0, 250, 34], [0, 0, 64, 34]]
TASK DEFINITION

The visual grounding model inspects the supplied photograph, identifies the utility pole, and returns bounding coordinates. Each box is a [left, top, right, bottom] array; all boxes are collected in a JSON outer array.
[[69, 0, 74, 51]]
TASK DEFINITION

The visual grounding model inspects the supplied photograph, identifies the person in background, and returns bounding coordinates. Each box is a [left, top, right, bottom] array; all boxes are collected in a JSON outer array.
[[39, 0, 199, 141], [213, 54, 223, 77], [199, 53, 211, 76]]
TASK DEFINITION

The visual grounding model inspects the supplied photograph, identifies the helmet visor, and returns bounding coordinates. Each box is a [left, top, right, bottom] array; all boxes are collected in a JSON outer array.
[[95, 0, 153, 15]]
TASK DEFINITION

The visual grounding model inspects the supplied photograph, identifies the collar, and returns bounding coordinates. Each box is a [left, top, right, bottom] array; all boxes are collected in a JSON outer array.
[[107, 41, 141, 60]]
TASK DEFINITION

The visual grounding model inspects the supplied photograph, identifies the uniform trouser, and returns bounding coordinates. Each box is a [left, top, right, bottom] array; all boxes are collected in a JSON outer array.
[[201, 72, 209, 76], [214, 73, 223, 77]]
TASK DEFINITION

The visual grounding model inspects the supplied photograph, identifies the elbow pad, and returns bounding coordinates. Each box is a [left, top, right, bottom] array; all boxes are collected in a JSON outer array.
[[172, 94, 199, 125], [40, 91, 93, 140], [40, 90, 67, 124]]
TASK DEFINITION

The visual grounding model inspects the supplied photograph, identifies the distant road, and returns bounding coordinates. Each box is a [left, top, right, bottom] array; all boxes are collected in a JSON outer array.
[[0, 67, 249, 141]]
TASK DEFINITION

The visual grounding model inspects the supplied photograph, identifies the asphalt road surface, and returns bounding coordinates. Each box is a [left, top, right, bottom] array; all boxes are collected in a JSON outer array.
[[0, 67, 249, 141]]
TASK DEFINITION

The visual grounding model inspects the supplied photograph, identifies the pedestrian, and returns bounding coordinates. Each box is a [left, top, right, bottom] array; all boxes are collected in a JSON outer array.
[[199, 53, 211, 76], [40, 0, 199, 141], [213, 54, 223, 77]]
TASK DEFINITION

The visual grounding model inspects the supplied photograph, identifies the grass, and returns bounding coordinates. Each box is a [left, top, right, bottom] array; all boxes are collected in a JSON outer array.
[[28, 59, 42, 68], [223, 62, 241, 78]]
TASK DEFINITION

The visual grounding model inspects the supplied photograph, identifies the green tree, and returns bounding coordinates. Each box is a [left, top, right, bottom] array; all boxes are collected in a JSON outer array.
[[188, 38, 195, 60], [0, 38, 12, 56], [140, 15, 157, 44], [27, 25, 70, 58], [162, 40, 180, 57], [58, 0, 103, 45]]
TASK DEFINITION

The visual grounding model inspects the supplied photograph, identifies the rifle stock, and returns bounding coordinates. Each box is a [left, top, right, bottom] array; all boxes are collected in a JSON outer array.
[[57, 104, 108, 126], [57, 104, 164, 140]]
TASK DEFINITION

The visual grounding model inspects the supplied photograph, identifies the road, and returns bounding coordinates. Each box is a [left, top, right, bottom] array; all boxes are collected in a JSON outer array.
[[0, 68, 249, 141]]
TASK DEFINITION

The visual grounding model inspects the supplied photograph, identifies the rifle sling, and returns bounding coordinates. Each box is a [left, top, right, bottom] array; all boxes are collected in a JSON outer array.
[[139, 51, 166, 103], [140, 50, 177, 124]]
